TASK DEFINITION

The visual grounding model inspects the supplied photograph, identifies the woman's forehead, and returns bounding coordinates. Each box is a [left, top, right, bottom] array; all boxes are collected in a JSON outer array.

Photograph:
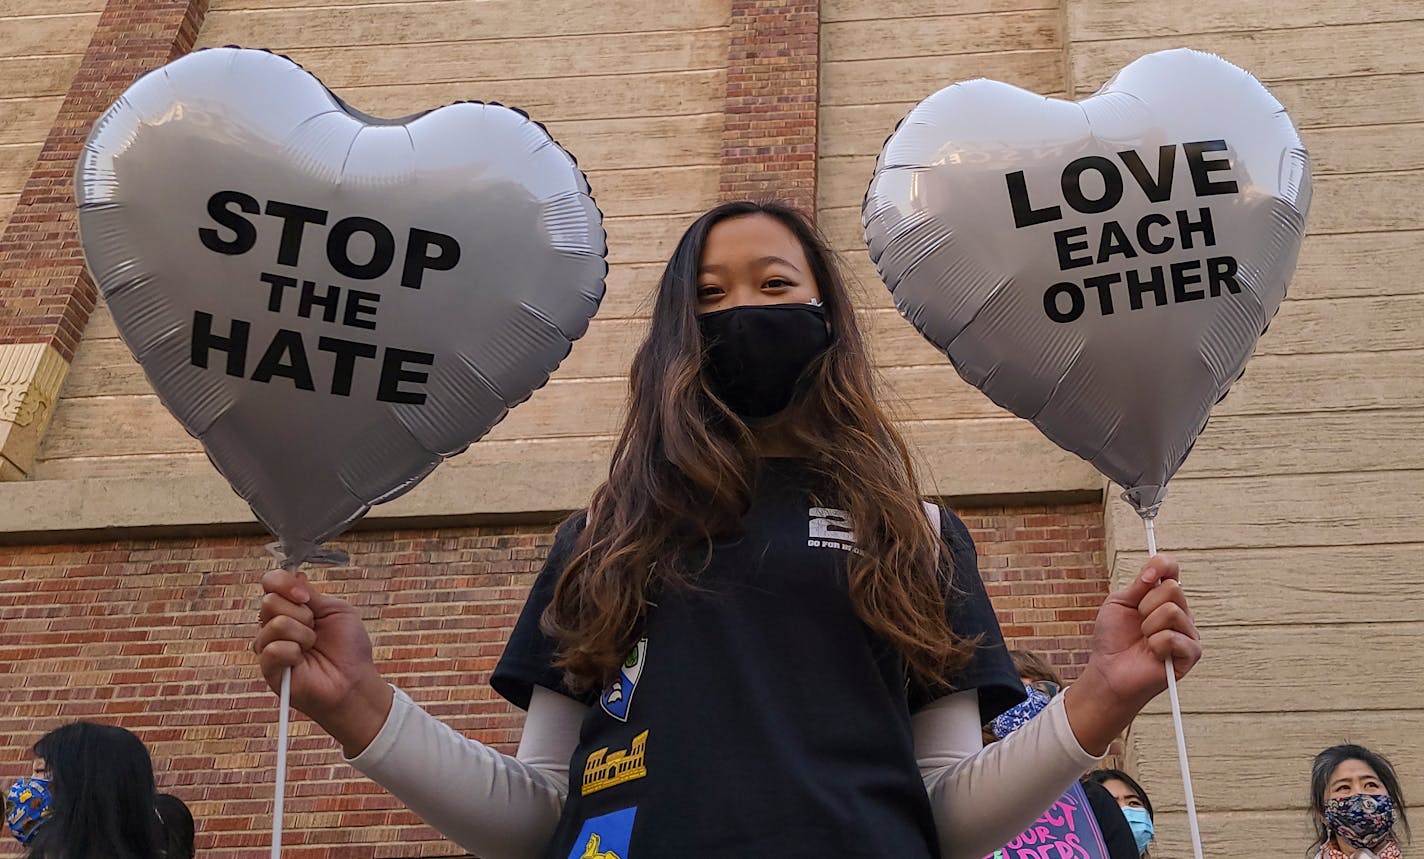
[[1330, 759, 1381, 784], [702, 214, 808, 266]]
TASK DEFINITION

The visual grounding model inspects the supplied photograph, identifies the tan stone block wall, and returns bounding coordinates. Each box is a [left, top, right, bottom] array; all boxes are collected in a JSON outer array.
[[0, 0, 209, 488], [30, 0, 732, 495], [0, 1, 103, 231], [816, 0, 1098, 501], [1071, 1, 1424, 854], [24, 0, 1102, 521]]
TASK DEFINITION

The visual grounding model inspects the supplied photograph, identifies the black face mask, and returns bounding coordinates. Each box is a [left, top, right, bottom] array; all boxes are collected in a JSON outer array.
[[697, 303, 830, 420]]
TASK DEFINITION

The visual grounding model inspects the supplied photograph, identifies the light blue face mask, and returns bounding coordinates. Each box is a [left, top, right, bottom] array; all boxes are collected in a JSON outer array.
[[1121, 805, 1154, 853]]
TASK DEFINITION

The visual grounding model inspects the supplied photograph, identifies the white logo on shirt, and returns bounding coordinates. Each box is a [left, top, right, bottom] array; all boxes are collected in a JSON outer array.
[[808, 507, 862, 554]]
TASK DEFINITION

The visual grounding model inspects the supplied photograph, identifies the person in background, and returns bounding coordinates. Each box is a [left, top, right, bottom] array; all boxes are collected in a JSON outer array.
[[1083, 767, 1155, 857], [1310, 744, 1410, 859], [4, 722, 166, 859], [990, 649, 1141, 859], [1010, 650, 1063, 694], [156, 792, 196, 858]]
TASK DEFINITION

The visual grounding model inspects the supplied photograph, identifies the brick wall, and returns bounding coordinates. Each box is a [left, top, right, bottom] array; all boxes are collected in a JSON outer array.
[[720, 0, 819, 212], [0, 526, 551, 859], [0, 504, 1105, 858], [966, 502, 1109, 683]]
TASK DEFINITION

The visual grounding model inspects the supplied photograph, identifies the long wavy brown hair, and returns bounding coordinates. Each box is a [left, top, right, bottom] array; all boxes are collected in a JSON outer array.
[[543, 201, 978, 694]]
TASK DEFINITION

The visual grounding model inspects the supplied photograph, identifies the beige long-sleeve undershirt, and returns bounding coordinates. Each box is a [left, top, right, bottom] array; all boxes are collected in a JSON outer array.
[[346, 684, 1100, 859]]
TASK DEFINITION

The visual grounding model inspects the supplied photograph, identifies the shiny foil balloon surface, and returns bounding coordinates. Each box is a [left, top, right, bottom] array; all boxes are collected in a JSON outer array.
[[864, 49, 1310, 517], [77, 48, 607, 564]]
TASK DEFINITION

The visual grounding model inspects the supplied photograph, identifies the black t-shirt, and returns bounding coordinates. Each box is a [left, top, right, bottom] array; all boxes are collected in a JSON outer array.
[[1081, 780, 1142, 859], [492, 459, 1024, 859]]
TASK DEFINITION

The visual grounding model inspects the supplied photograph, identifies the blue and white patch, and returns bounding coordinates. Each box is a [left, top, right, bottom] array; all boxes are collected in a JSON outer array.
[[567, 806, 637, 859], [600, 638, 647, 722]]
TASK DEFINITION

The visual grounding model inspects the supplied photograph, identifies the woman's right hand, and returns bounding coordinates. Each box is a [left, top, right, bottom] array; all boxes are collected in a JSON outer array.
[[254, 569, 394, 757]]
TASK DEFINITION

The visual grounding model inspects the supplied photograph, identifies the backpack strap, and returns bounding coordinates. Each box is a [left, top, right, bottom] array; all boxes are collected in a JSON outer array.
[[921, 499, 942, 534], [922, 500, 942, 562]]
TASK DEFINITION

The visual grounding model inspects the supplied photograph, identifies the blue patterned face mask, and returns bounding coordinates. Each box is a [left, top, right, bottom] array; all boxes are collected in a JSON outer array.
[[1326, 793, 1395, 850], [5, 777, 53, 845], [990, 685, 1053, 739]]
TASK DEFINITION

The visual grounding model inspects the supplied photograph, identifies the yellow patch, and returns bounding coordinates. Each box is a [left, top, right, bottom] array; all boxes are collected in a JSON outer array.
[[581, 730, 649, 796], [579, 832, 624, 859]]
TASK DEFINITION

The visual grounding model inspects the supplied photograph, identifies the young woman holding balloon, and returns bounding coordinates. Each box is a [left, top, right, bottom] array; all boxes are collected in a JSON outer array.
[[255, 201, 1201, 859]]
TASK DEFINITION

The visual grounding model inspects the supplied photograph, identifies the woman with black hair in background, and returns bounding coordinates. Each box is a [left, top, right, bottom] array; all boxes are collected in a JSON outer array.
[[156, 792, 197, 858], [1083, 768, 1155, 857], [4, 722, 165, 859], [1310, 744, 1409, 859]]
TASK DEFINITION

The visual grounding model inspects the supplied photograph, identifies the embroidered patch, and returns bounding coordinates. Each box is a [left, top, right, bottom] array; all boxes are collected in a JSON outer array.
[[567, 806, 637, 859], [582, 730, 649, 796], [599, 638, 647, 721]]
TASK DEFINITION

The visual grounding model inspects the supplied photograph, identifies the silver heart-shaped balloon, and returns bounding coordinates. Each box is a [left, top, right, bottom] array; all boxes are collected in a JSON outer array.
[[864, 49, 1310, 517], [77, 48, 607, 564]]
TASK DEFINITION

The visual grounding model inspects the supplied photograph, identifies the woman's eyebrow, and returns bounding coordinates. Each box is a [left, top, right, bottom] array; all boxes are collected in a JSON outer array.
[[700, 257, 802, 274], [756, 255, 802, 272]]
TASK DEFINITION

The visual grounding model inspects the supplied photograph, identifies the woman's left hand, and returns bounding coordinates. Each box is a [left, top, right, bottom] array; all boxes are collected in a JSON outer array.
[[1063, 554, 1202, 755]]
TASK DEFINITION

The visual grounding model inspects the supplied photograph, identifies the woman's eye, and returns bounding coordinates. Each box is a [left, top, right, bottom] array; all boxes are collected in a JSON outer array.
[[1127, 799, 1144, 808], [763, 279, 792, 290], [697, 285, 722, 300]]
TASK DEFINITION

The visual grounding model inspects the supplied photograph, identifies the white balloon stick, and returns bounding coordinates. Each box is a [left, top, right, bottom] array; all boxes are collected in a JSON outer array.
[[273, 665, 292, 859], [1145, 517, 1204, 859]]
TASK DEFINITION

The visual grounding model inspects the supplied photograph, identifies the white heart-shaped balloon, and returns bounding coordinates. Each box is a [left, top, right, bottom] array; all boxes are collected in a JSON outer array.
[[77, 48, 607, 563], [864, 49, 1310, 516]]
